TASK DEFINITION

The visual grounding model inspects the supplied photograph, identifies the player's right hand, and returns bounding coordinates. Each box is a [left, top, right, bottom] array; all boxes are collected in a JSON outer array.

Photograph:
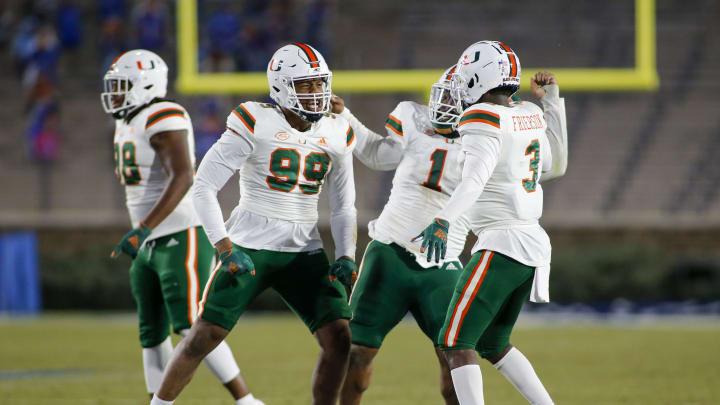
[[530, 71, 558, 99], [219, 247, 255, 277], [329, 257, 357, 287], [111, 222, 152, 259], [412, 218, 449, 264], [330, 95, 345, 114]]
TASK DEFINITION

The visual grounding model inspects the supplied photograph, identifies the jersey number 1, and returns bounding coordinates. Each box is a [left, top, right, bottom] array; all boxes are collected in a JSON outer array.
[[422, 149, 448, 192], [267, 148, 330, 195]]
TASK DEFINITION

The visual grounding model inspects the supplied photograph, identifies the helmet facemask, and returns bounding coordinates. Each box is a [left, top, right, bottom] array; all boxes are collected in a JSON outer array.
[[283, 73, 332, 123], [429, 80, 461, 132], [101, 75, 134, 118]]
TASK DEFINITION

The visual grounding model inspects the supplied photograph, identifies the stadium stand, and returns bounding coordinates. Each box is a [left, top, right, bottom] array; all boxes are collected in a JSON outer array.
[[0, 0, 718, 230]]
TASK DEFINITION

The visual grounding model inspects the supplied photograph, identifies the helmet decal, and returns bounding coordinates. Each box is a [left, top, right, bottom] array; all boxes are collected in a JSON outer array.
[[136, 60, 156, 70], [293, 42, 320, 68]]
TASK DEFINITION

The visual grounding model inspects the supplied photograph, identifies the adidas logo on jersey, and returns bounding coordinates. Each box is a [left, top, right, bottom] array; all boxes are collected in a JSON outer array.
[[318, 137, 327, 146], [167, 238, 179, 247]]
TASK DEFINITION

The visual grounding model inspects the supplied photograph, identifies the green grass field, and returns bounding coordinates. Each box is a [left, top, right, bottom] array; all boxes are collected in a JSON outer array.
[[1, 313, 719, 405]]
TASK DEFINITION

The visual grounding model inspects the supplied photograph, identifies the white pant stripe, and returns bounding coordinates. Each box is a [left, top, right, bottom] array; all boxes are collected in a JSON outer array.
[[446, 251, 491, 346]]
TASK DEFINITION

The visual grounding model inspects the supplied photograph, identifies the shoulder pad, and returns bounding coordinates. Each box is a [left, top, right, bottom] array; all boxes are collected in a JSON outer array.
[[385, 101, 415, 137], [144, 101, 188, 131], [228, 102, 258, 134], [458, 103, 501, 131]]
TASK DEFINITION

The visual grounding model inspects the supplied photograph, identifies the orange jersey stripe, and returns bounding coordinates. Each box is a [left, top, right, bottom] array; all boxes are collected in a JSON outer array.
[[458, 118, 500, 128], [462, 109, 499, 120], [232, 108, 254, 133], [385, 123, 402, 136], [237, 104, 256, 123]]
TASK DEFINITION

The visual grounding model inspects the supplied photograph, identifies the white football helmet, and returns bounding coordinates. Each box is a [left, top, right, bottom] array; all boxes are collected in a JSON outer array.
[[428, 64, 461, 132], [267, 43, 332, 122], [451, 41, 521, 110], [101, 49, 168, 117]]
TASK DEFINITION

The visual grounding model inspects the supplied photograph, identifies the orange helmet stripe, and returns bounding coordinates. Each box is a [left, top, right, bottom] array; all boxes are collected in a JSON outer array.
[[445, 65, 457, 81], [294, 42, 320, 68], [497, 42, 518, 77]]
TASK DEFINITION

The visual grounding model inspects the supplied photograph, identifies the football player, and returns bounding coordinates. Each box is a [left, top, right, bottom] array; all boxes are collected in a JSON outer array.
[[334, 63, 566, 405], [331, 66, 469, 405], [415, 41, 568, 405], [103, 50, 263, 405], [150, 43, 357, 405]]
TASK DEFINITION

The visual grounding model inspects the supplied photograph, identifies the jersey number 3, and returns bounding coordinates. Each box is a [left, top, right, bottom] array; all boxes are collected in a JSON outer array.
[[267, 148, 330, 195], [522, 139, 540, 193], [114, 142, 141, 185]]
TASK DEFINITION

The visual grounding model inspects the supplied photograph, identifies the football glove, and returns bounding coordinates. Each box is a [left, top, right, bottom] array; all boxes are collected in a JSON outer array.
[[329, 257, 357, 287], [111, 222, 152, 259], [412, 218, 449, 263], [219, 247, 256, 277]]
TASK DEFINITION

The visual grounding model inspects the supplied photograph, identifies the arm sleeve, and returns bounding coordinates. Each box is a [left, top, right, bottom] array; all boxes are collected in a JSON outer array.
[[340, 107, 404, 170], [326, 151, 357, 260], [539, 84, 568, 182], [192, 130, 254, 245], [435, 131, 501, 223]]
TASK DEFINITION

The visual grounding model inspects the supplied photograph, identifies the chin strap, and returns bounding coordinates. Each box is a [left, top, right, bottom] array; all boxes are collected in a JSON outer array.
[[299, 110, 323, 123]]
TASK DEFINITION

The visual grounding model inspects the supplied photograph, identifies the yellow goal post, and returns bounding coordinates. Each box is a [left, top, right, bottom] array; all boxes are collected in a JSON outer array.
[[175, 0, 658, 95]]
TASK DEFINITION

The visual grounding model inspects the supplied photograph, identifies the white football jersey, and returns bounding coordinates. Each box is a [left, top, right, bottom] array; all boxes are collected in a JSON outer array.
[[227, 102, 355, 223], [458, 100, 552, 266], [354, 101, 470, 269], [113, 100, 200, 241]]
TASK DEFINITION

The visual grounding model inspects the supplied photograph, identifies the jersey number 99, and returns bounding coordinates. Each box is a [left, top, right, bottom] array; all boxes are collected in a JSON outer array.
[[266, 148, 330, 195]]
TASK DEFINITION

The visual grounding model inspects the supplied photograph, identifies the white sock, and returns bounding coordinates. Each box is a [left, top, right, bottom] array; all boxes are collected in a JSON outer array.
[[493, 347, 553, 405], [150, 394, 174, 405], [179, 329, 241, 384], [202, 340, 241, 383], [450, 364, 485, 405], [142, 337, 174, 394], [236, 392, 261, 405]]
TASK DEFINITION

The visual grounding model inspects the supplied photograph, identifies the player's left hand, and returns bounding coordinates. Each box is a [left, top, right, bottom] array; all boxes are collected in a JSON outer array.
[[330, 95, 345, 114], [412, 218, 449, 263], [111, 222, 152, 259], [530, 71, 558, 99], [329, 257, 357, 287]]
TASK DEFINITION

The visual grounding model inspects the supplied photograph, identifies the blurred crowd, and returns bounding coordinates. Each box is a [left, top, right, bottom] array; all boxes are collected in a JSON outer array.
[[194, 0, 332, 159], [2, 0, 332, 165]]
